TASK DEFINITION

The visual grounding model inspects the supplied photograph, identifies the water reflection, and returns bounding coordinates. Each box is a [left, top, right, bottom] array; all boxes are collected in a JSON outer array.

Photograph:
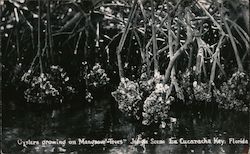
[[2, 99, 249, 154]]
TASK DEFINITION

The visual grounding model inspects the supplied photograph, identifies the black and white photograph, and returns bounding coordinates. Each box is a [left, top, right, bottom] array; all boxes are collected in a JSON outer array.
[[1, 0, 249, 153]]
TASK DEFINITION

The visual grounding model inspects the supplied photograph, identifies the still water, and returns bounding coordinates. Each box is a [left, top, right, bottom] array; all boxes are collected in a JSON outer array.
[[2, 98, 249, 154]]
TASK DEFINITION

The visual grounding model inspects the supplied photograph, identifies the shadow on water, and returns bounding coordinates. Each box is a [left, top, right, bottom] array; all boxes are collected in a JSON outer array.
[[2, 97, 249, 154]]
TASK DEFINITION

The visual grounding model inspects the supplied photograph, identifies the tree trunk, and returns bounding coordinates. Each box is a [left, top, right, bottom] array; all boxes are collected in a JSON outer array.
[[209, 36, 224, 91], [116, 0, 138, 79], [47, 0, 54, 64], [224, 17, 244, 72], [38, 0, 43, 74], [164, 7, 192, 83], [151, 0, 158, 75]]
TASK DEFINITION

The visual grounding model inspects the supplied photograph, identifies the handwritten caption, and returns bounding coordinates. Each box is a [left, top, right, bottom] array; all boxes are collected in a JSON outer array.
[[16, 137, 248, 147]]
